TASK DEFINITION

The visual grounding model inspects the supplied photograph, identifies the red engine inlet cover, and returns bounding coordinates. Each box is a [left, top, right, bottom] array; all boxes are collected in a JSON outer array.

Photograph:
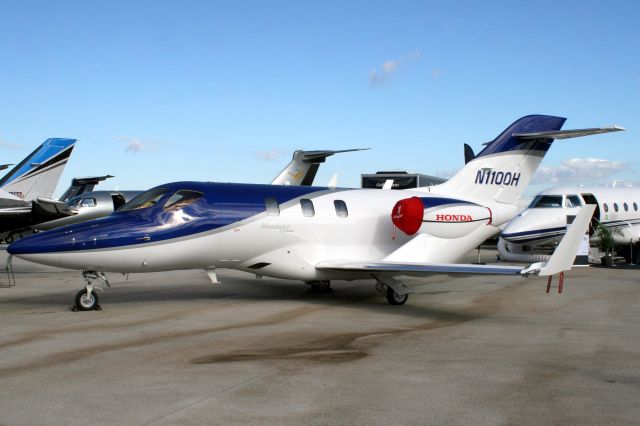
[[391, 197, 424, 236]]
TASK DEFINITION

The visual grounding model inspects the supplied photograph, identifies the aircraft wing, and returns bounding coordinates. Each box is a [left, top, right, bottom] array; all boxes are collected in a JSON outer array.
[[316, 260, 523, 276], [317, 205, 596, 279], [513, 125, 625, 140]]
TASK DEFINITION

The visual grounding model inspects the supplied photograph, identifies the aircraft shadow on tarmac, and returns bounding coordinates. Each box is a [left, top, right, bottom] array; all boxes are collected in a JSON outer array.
[[1, 271, 499, 324]]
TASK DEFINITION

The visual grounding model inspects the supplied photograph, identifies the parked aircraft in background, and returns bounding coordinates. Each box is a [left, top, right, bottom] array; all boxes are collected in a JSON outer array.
[[271, 149, 368, 185], [2, 175, 116, 242], [33, 148, 364, 232], [499, 185, 640, 262], [8, 115, 620, 311], [0, 138, 77, 241]]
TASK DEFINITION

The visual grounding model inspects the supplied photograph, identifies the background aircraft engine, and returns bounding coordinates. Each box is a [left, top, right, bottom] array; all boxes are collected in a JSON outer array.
[[391, 196, 492, 239]]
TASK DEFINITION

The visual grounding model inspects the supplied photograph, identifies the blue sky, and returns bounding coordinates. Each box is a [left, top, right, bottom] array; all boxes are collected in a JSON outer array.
[[1, 0, 638, 198]]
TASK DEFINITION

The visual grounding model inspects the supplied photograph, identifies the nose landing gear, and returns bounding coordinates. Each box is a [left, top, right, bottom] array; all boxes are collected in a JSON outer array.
[[72, 271, 109, 311]]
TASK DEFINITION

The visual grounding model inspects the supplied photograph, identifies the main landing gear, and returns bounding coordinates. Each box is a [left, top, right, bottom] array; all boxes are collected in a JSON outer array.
[[306, 280, 333, 293], [72, 271, 110, 312], [375, 276, 410, 305]]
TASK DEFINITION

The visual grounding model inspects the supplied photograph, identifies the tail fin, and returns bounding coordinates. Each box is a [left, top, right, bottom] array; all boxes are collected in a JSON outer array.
[[430, 115, 624, 204], [271, 148, 368, 186], [58, 174, 114, 202], [0, 138, 77, 201], [430, 115, 566, 204]]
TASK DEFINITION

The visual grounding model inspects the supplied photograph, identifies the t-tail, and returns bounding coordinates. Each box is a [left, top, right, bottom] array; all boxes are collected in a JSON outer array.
[[0, 138, 77, 201], [428, 115, 624, 205]]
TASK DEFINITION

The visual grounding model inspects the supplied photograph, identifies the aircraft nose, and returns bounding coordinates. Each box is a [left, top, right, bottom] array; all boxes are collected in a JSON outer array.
[[501, 218, 529, 243], [8, 233, 52, 255]]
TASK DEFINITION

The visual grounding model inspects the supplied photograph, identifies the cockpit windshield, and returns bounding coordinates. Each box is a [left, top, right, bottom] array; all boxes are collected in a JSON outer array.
[[529, 195, 563, 208], [163, 190, 203, 210], [118, 188, 168, 211], [565, 195, 582, 207]]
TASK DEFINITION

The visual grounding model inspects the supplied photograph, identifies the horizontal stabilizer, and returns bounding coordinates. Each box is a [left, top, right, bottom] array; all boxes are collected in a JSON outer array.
[[513, 125, 625, 140], [0, 164, 13, 171], [297, 148, 369, 163]]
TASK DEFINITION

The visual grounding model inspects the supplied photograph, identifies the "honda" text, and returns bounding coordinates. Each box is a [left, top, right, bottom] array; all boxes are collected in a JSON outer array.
[[435, 214, 472, 222]]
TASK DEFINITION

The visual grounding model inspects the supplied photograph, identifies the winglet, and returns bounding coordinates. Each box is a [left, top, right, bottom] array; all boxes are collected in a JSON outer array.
[[520, 204, 596, 277]]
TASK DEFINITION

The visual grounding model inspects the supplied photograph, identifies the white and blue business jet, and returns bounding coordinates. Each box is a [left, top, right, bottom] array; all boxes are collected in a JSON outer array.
[[8, 115, 620, 310]]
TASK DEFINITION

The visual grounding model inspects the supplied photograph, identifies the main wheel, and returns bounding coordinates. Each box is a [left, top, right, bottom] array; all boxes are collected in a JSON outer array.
[[75, 289, 100, 311], [307, 280, 333, 293], [385, 287, 408, 305]]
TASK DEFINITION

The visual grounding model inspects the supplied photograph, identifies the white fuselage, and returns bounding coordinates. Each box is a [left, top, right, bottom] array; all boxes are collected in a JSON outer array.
[[17, 187, 514, 280]]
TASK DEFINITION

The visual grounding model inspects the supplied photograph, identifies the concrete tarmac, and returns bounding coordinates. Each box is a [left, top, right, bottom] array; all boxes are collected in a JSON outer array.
[[0, 258, 639, 425]]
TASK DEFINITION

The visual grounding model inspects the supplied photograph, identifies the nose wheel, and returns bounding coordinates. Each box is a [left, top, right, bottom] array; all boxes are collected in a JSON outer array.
[[72, 271, 109, 311], [74, 288, 100, 311]]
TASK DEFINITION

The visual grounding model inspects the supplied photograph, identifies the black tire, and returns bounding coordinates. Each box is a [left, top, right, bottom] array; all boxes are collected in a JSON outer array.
[[385, 287, 408, 305], [75, 289, 99, 311], [307, 280, 333, 293]]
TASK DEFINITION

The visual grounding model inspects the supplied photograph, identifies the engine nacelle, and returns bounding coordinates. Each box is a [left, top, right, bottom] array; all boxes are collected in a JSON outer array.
[[391, 196, 492, 239]]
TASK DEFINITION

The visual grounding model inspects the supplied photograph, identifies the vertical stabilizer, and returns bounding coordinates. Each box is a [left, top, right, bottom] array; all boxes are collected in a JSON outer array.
[[0, 138, 77, 201], [429, 115, 566, 204]]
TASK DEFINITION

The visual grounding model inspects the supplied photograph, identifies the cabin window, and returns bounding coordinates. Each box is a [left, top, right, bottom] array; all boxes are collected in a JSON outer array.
[[634, 202, 638, 212], [565, 195, 582, 208], [265, 198, 280, 216], [614, 203, 619, 212], [624, 202, 629, 212], [68, 197, 96, 208], [163, 190, 203, 211], [300, 199, 315, 217], [604, 203, 609, 213], [334, 200, 348, 218], [119, 188, 169, 211], [529, 195, 563, 208], [80, 198, 96, 207]]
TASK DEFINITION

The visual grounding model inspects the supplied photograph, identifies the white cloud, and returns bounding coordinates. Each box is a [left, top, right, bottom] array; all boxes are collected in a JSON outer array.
[[369, 50, 421, 88], [533, 158, 628, 184], [255, 150, 286, 162], [125, 138, 144, 153], [115, 137, 170, 154], [0, 139, 23, 150]]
